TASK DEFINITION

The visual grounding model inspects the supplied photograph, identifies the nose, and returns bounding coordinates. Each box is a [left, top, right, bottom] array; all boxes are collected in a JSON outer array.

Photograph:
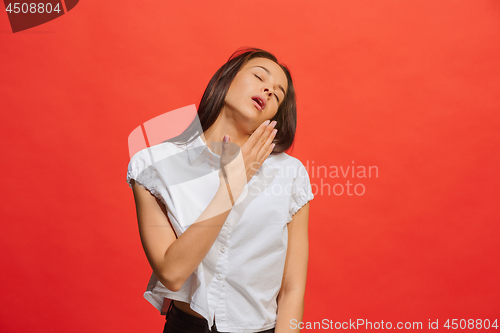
[[263, 86, 274, 99]]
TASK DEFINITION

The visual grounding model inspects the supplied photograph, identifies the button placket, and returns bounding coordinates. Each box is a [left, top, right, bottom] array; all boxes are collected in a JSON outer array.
[[215, 249, 227, 282], [212, 229, 229, 286]]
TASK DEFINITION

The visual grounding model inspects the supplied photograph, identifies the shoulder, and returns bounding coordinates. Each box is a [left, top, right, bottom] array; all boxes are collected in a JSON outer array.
[[127, 141, 186, 188], [266, 153, 314, 222], [129, 141, 186, 167], [265, 152, 309, 179]]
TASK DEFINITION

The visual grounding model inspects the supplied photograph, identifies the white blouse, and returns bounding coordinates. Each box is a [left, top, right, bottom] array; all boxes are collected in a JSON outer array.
[[126, 134, 314, 332]]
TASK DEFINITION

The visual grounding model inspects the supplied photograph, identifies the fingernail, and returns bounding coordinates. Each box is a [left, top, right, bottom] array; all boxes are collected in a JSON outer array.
[[264, 120, 270, 126], [271, 121, 277, 127], [271, 143, 276, 149], [223, 135, 229, 142]]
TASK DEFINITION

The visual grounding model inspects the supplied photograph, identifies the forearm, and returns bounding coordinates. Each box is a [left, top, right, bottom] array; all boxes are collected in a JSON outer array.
[[160, 180, 234, 290], [275, 290, 305, 333]]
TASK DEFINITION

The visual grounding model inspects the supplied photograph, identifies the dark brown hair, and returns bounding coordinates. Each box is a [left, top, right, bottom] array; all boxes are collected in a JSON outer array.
[[165, 47, 297, 154]]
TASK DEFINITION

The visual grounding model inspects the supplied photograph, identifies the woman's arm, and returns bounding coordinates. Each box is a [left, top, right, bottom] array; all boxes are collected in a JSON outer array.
[[131, 121, 277, 292], [132, 178, 233, 292], [275, 202, 310, 333]]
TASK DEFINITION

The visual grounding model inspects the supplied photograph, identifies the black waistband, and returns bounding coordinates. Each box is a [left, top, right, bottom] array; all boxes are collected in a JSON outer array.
[[168, 301, 209, 327], [166, 301, 275, 333]]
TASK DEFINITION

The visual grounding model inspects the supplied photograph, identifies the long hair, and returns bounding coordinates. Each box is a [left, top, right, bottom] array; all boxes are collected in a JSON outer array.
[[165, 47, 297, 154]]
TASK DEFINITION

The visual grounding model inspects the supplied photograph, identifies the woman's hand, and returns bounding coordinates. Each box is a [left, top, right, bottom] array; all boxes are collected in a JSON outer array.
[[218, 119, 278, 201]]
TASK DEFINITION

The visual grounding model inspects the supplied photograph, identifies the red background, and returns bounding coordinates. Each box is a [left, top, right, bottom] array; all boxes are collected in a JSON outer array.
[[1, 0, 499, 332]]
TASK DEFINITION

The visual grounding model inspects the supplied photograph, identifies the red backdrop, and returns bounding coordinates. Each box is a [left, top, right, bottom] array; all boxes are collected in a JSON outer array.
[[1, 0, 499, 332]]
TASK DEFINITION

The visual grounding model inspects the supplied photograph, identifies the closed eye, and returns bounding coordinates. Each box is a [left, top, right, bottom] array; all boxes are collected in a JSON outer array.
[[254, 74, 280, 103]]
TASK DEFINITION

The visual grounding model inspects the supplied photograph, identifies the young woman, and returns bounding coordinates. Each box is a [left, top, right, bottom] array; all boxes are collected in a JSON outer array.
[[127, 47, 314, 332]]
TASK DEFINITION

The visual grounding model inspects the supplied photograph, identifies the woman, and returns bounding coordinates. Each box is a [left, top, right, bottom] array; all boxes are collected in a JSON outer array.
[[127, 47, 314, 332]]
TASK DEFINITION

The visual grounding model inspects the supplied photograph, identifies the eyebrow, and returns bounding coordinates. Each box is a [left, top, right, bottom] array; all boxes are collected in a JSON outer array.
[[252, 66, 286, 97]]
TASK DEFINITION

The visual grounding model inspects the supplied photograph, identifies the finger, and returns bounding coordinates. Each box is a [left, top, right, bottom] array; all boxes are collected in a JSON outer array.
[[259, 142, 275, 166], [221, 140, 238, 170], [257, 128, 277, 161], [220, 138, 229, 181], [253, 120, 277, 154], [243, 120, 271, 150]]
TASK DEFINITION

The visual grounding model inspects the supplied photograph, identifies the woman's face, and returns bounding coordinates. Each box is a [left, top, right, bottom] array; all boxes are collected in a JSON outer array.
[[224, 57, 288, 128]]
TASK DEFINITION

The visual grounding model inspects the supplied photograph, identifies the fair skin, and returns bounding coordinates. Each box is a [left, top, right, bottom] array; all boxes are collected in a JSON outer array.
[[203, 57, 287, 150], [275, 202, 310, 333], [130, 57, 309, 332]]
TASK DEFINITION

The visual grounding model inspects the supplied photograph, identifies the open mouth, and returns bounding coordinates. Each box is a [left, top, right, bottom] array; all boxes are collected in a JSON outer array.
[[251, 96, 266, 111]]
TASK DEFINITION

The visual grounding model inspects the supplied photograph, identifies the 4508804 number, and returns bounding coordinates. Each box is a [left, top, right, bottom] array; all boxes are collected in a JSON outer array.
[[5, 3, 62, 14], [444, 319, 498, 329]]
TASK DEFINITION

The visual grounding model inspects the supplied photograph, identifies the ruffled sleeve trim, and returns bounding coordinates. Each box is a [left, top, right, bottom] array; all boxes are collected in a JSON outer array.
[[288, 186, 314, 223], [129, 165, 168, 207], [126, 169, 136, 189]]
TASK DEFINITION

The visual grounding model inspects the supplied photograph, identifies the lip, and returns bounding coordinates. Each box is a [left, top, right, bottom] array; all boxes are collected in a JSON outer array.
[[251, 95, 266, 111]]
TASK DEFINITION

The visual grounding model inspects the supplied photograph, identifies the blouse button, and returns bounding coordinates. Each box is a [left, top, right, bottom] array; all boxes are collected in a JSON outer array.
[[217, 274, 222, 280], [220, 246, 225, 253]]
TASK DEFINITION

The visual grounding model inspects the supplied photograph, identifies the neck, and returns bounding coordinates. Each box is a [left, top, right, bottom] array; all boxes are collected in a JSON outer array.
[[201, 111, 251, 151]]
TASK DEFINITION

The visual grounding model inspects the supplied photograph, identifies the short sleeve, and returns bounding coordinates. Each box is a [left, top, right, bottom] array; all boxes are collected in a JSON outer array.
[[288, 161, 314, 222], [126, 149, 166, 205]]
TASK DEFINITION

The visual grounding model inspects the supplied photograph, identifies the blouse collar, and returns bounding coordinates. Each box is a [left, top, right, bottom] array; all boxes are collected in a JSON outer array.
[[186, 135, 217, 166]]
